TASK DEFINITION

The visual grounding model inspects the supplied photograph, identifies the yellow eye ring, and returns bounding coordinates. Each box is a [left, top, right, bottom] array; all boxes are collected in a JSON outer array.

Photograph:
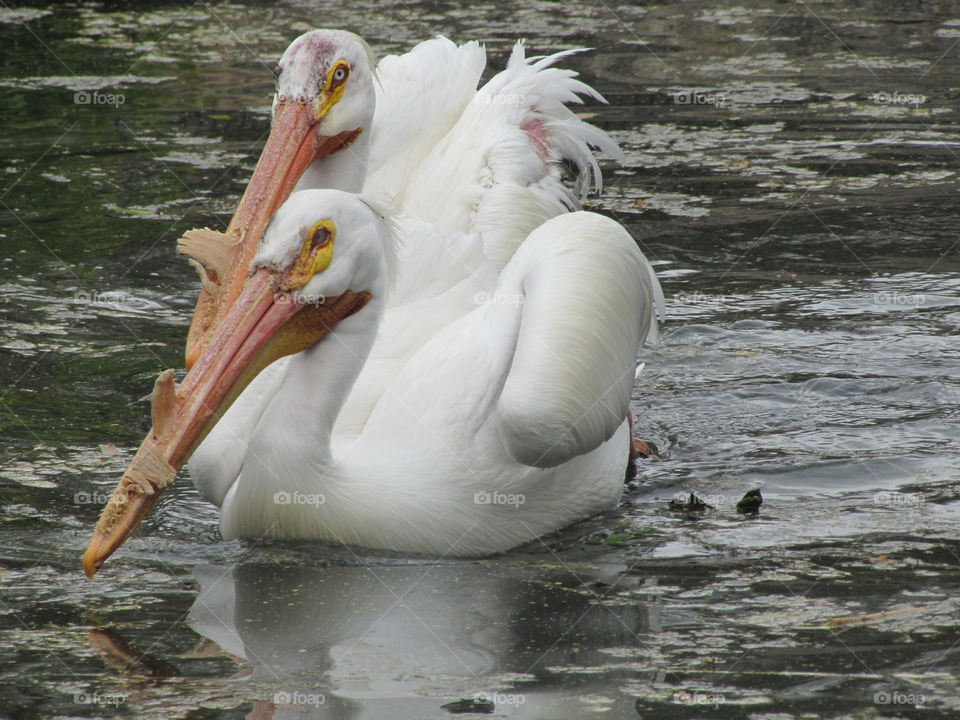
[[313, 61, 350, 120], [282, 219, 336, 290]]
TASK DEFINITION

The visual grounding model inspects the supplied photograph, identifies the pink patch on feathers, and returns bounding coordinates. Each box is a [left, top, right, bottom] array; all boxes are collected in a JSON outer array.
[[521, 118, 550, 162]]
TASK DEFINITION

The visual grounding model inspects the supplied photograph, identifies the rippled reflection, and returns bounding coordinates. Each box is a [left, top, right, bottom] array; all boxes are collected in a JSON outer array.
[[189, 559, 653, 718]]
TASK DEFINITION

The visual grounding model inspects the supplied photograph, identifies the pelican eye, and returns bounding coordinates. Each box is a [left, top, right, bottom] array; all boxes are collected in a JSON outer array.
[[329, 63, 349, 89], [282, 219, 336, 290], [309, 224, 332, 250]]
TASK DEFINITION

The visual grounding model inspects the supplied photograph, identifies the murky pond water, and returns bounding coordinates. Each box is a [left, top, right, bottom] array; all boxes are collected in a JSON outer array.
[[2, 1, 959, 718]]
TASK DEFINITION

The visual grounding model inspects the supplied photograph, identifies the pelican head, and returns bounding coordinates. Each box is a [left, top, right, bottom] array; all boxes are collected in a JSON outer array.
[[239, 30, 377, 240], [273, 29, 377, 151], [253, 186, 385, 301], [83, 190, 387, 578], [185, 30, 377, 370]]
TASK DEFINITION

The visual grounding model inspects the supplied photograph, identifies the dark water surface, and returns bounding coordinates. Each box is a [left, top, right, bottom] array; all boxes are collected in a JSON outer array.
[[1, 1, 959, 718]]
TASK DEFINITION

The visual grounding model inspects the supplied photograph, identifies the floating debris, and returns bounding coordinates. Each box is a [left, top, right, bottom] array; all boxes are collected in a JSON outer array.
[[669, 493, 711, 512], [441, 697, 495, 714], [826, 605, 925, 628], [736, 489, 763, 515]]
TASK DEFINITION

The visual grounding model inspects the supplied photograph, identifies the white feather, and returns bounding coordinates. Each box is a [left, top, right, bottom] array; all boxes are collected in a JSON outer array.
[[396, 41, 625, 270], [365, 37, 486, 201]]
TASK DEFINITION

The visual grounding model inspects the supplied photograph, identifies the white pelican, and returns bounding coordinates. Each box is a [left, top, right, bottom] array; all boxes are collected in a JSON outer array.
[[83, 189, 661, 574]]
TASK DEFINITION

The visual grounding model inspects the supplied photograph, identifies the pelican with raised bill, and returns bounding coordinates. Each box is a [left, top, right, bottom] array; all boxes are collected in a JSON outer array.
[[83, 189, 660, 577]]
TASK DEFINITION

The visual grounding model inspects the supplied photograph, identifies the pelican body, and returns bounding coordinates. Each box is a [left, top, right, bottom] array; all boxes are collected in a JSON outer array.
[[188, 191, 656, 555]]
